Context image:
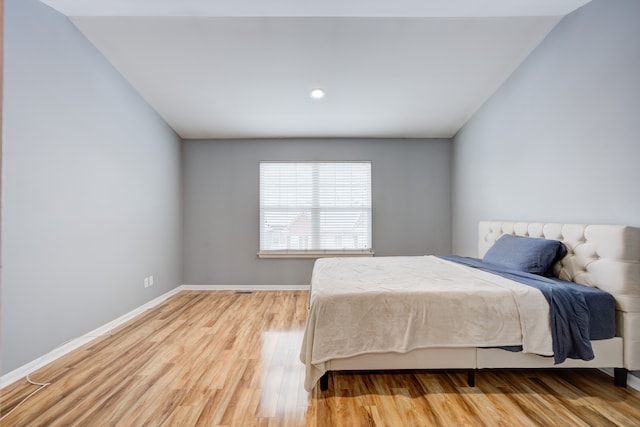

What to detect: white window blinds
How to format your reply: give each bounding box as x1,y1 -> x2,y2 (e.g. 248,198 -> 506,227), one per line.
259,162 -> 372,257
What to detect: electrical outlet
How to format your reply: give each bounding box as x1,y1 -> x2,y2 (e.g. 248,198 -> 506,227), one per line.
149,275 -> 154,286
144,277 -> 149,288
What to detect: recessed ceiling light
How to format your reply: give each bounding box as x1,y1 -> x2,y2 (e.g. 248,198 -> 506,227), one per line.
310,88 -> 325,99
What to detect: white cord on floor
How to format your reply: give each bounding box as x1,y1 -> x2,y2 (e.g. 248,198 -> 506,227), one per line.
0,381 -> 50,421
0,330 -> 113,422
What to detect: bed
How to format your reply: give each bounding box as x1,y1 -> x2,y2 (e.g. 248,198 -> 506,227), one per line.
300,221 -> 640,392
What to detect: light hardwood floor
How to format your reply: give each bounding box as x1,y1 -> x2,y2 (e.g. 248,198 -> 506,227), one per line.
1,290 -> 640,426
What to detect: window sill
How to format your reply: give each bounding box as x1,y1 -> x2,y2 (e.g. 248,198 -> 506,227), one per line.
257,250 -> 375,259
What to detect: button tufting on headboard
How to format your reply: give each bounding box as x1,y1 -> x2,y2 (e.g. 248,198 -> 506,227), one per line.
478,221 -> 640,312
479,221 -> 640,372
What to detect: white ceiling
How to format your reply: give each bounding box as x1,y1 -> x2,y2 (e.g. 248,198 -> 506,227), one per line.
39,0 -> 592,139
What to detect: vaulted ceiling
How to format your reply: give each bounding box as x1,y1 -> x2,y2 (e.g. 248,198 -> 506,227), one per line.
39,0 -> 592,139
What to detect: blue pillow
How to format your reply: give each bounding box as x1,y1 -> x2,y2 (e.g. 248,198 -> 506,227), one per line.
482,234 -> 567,275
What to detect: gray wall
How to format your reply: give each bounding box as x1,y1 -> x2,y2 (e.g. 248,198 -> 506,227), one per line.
452,0 -> 640,256
1,0 -> 182,374
183,138 -> 451,286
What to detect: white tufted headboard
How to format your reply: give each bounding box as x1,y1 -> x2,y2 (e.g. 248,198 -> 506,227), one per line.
478,221 -> 640,370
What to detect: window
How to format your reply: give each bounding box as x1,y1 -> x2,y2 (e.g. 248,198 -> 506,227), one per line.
259,161 -> 372,258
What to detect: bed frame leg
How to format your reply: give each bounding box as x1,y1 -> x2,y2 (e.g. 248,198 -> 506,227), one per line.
467,370 -> 475,387
320,372 -> 329,391
614,368 -> 628,388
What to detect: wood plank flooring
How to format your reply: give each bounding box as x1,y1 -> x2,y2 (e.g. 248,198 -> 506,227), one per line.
2,290 -> 640,426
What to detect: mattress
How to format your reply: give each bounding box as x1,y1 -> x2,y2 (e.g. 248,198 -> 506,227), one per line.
301,255 -> 553,390
443,256 -> 616,343
300,255 -> 616,391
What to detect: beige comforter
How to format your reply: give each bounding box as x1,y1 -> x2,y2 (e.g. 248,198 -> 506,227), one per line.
300,256 -> 552,391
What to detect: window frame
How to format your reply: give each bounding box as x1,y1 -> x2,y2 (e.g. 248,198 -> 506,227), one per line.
258,161 -> 374,259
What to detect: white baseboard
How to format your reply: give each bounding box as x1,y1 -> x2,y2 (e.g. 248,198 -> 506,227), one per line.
630,373 -> 640,391
0,287 -> 183,389
599,368 -> 640,391
0,284 -> 309,389
7,284 -> 634,395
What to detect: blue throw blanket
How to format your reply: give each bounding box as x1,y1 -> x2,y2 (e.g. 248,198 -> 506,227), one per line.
441,255 -> 594,364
